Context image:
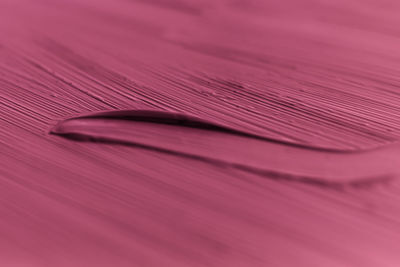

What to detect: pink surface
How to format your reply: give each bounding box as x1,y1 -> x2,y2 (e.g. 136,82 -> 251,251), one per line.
2,0 -> 400,266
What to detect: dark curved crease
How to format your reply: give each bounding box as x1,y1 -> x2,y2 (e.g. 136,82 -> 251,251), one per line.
50,109 -> 395,188
51,109 -> 371,153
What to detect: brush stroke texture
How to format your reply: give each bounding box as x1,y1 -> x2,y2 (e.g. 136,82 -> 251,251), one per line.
2,0 -> 400,266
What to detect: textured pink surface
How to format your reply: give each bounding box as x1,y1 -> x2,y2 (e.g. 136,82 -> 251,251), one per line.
2,0 -> 400,266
